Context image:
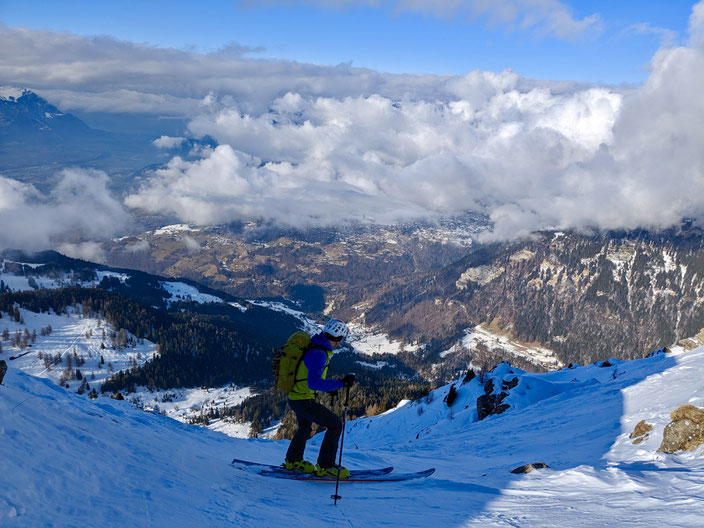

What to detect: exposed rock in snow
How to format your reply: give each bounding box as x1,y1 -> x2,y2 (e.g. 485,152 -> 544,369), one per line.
658,404 -> 704,454
456,265 -> 505,289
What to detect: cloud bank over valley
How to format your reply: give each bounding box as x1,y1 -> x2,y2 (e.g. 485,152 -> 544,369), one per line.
1,2 -> 703,249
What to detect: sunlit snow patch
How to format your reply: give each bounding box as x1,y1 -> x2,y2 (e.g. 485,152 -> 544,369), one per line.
160,281 -> 223,305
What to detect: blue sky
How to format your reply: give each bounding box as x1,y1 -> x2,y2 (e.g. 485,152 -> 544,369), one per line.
0,0 -> 697,84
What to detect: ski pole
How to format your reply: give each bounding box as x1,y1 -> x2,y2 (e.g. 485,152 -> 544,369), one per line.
332,385 -> 350,505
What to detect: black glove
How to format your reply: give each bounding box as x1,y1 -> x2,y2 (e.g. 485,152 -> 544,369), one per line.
341,373 -> 355,388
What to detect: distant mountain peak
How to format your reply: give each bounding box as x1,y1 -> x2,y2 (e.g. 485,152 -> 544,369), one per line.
0,86 -> 94,141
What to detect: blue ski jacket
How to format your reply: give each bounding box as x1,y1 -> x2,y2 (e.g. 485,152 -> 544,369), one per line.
303,333 -> 343,393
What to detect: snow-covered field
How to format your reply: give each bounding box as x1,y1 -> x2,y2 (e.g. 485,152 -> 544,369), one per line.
128,384 -> 253,438
346,322 -> 422,356
458,324 -> 564,370
0,307 -> 157,391
160,281 -> 222,305
3,342 -> 704,527
0,305 -> 258,437
153,224 -> 201,236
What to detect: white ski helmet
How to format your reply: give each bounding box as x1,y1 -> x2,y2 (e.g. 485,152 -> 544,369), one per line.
323,319 -> 349,340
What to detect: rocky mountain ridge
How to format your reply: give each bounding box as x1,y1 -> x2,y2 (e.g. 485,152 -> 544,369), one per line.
105,222 -> 704,380
0,88 -> 96,141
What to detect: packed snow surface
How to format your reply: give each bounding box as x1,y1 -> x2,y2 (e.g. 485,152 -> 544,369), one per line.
3,341 -> 704,526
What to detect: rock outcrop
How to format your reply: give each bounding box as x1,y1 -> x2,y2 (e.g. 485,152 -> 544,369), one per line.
477,377 -> 513,421
511,462 -> 549,474
658,405 -> 704,453
629,420 -> 654,445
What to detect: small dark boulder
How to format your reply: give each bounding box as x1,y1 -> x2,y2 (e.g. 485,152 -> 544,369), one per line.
502,377 -> 519,391
462,369 -> 476,384
444,384 -> 459,407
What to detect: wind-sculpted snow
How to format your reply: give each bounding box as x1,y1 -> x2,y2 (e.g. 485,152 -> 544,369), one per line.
3,341 -> 704,526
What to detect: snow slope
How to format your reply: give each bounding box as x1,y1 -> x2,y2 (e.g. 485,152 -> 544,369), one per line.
0,305 -> 258,437
3,344 -> 704,526
0,307 -> 157,390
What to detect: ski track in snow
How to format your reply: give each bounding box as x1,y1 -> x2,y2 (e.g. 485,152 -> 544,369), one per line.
3,337 -> 704,526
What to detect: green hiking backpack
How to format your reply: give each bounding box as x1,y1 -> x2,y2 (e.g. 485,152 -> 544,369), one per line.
272,331 -> 312,393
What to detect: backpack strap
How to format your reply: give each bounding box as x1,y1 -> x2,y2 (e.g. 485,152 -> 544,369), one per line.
293,343 -> 316,384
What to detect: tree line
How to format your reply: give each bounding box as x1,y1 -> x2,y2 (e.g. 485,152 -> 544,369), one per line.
0,287 -> 283,393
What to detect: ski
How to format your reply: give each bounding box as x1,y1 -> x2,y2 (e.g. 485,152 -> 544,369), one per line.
231,457 -> 394,477
258,468 -> 435,482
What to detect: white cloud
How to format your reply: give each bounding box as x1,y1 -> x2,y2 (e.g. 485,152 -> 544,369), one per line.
689,0 -> 704,48
126,72 -> 623,230
125,239 -> 150,253
0,23 -> 448,116
56,241 -> 107,264
180,236 -> 201,252
623,23 -> 678,47
121,2 -> 704,239
153,136 -> 188,149
0,169 -> 131,252
250,0 -> 601,40
40,89 -> 204,116
395,0 -> 601,40
4,3 -> 704,242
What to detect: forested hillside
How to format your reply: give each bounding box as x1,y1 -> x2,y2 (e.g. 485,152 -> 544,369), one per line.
0,288 -> 293,390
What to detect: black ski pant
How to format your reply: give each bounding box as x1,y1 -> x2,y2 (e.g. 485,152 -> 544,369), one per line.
286,397 -> 342,468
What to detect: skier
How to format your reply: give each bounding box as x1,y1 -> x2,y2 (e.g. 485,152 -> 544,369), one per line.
284,319 -> 355,479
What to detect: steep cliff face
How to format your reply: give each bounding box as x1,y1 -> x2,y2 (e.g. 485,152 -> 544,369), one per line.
366,229 -> 704,366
